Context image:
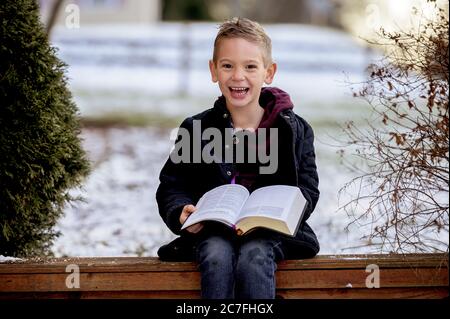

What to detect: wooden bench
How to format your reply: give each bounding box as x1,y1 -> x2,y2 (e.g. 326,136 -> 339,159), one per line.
0,253 -> 447,299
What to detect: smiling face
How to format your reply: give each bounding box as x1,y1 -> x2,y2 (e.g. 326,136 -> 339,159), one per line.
209,37 -> 277,111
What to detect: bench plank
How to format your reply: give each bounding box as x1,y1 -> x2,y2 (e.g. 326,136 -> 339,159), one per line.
0,254 -> 447,299
1,253 -> 446,273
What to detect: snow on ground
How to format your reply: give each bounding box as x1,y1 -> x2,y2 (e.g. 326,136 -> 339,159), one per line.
53,127 -> 177,257
52,125 -> 372,257
0,255 -> 23,263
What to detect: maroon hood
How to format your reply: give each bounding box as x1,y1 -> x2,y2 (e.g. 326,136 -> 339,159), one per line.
231,87 -> 294,191
258,87 -> 294,129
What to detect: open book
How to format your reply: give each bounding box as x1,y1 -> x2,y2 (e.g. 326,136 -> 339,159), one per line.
181,184 -> 307,236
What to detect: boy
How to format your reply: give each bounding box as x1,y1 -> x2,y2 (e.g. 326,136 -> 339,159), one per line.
156,17 -> 319,299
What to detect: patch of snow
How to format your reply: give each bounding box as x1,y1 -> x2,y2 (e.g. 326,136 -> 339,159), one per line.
0,255 -> 23,263
53,125 -> 374,257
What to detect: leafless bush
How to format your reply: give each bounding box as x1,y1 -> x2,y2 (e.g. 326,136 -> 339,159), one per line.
339,4 -> 449,253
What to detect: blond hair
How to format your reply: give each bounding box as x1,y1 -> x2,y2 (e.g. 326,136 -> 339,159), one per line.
212,17 -> 272,67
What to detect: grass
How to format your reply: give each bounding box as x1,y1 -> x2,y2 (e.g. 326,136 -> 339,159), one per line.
77,99 -> 374,142
80,111 -> 184,129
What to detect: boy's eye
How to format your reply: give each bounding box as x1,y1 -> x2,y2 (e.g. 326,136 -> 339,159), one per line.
221,64 -> 232,69
246,65 -> 258,69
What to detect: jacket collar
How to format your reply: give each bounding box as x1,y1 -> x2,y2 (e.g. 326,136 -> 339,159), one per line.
212,87 -> 295,126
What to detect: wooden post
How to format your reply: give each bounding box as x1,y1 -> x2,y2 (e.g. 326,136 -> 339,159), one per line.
178,22 -> 191,97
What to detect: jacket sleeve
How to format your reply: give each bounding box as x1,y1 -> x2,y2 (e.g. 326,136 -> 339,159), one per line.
295,116 -> 320,222
156,118 -> 195,235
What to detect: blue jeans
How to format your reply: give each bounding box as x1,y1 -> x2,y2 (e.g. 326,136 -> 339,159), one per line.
195,224 -> 285,299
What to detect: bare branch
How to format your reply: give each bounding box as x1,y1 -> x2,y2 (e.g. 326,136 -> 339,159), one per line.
337,4 -> 449,253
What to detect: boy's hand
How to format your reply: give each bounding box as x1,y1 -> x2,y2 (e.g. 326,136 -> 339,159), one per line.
180,204 -> 203,233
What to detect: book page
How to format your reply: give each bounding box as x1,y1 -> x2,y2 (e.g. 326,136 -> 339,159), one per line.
237,185 -> 303,221
181,184 -> 249,229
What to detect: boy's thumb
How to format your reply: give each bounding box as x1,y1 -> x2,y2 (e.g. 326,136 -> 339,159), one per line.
185,204 -> 197,213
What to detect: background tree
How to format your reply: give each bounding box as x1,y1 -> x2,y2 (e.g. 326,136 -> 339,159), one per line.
339,3 -> 448,253
162,0 -> 211,21
0,0 -> 89,257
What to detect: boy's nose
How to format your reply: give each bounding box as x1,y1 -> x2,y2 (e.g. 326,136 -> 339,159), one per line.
231,68 -> 245,81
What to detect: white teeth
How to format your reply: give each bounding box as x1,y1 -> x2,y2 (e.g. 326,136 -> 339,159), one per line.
230,87 -> 248,91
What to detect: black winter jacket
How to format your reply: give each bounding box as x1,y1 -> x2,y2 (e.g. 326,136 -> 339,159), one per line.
156,89 -> 320,261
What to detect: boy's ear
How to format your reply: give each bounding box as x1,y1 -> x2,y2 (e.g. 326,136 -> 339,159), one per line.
209,60 -> 218,83
264,62 -> 277,85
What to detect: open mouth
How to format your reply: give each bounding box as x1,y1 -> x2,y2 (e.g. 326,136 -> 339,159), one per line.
229,87 -> 249,98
